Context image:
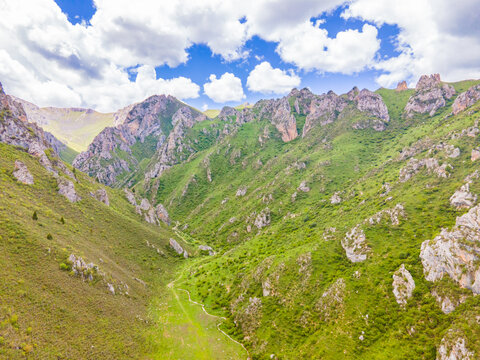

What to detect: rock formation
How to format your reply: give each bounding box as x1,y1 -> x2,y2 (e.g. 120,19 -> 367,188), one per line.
436,333 -> 475,360
342,225 -> 368,262
450,183 -> 476,209
91,188 -> 109,206
392,264 -> 415,307
12,160 -> 33,185
452,84 -> 480,115
254,208 -> 271,229
169,238 -> 188,258
199,245 -> 215,256
420,204 -> 480,295
405,74 -> 455,117
57,177 -> 81,202
396,81 -> 408,91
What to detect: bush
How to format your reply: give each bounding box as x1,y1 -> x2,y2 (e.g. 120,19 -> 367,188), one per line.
59,262 -> 70,271
46,233 -> 53,240
60,217 -> 65,224
32,211 -> 38,221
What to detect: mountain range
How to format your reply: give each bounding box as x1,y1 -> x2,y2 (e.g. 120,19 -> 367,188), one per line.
1,74 -> 480,359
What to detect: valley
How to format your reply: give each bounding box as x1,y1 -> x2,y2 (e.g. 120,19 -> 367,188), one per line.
1,75 -> 480,359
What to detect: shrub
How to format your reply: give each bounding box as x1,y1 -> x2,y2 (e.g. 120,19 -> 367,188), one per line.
60,217 -> 65,224
46,233 -> 53,240
59,262 -> 70,271
32,211 -> 38,221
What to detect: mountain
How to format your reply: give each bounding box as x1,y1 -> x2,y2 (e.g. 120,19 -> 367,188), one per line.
2,75 -> 480,359
10,96 -> 134,153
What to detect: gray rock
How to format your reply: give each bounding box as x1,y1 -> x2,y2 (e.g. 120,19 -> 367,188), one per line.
13,160 -> 33,185
169,238 -> 188,258
450,184 -> 476,209
452,84 -> 480,115
57,177 -> 81,202
91,188 -> 109,206
68,254 -> 96,281
437,334 -> 474,360
155,203 -> 170,225
392,264 -> 415,308
405,74 -> 455,117
399,157 -> 451,182
420,204 -> 480,295
342,225 -> 368,262
330,192 -> 342,204
254,208 -> 271,229
124,188 -> 137,206
236,186 -> 247,197
297,181 -> 310,193
471,149 -> 480,161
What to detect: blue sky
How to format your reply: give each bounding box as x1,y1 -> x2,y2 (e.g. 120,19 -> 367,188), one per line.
1,0 -> 479,112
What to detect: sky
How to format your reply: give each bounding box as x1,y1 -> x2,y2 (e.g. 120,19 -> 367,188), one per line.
0,0 -> 479,113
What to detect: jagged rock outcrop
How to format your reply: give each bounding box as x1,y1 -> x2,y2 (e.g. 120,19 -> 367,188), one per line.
68,254 -> 97,281
351,88 -> 390,130
420,204 -> 480,295
399,157 -> 451,182
342,225 -> 368,262
367,204 -> 406,226
155,203 -> 170,225
144,106 -> 206,180
44,131 -> 67,155
236,186 -> 247,197
396,81 -> 408,91
124,188 -> 137,205
12,160 -> 33,185
302,91 -> 348,136
0,83 -> 62,175
254,208 -> 271,229
57,177 -> 81,202
330,192 -> 342,204
436,333 -> 475,360
405,74 -> 455,117
315,278 -> 346,320
74,95 -> 198,186
255,97 -> 298,142
450,183 -> 476,209
297,181 -> 310,193
452,84 -> 480,115
91,188 -> 109,206
169,238 -> 188,258
471,149 -> 480,161
392,264 -> 415,307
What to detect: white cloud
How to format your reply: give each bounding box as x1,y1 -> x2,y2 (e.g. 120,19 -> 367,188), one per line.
201,104 -> 208,111
275,22 -> 380,74
247,61 -> 300,94
203,73 -> 245,103
344,0 -> 480,86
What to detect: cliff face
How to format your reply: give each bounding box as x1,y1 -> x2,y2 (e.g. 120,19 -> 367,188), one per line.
73,95 -> 201,186
405,74 -> 456,117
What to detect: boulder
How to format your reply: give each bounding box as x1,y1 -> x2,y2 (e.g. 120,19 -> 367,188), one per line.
236,186 -> 247,197
297,181 -> 310,193
450,183 -> 476,209
471,149 -> 480,161
91,188 -> 109,206
330,192 -> 342,204
57,177 -> 81,202
169,238 -> 188,258
12,160 -> 33,185
392,264 -> 415,308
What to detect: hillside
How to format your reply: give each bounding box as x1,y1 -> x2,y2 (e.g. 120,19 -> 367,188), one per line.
2,75 -> 480,359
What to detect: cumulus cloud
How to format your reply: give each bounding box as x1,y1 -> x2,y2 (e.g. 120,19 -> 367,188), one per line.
1,0 -> 479,110
203,73 -> 245,103
247,61 -> 300,94
343,0 -> 480,86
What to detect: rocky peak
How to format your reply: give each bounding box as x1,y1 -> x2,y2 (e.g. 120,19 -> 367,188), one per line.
255,97 -> 298,142
353,89 -> 390,122
396,81 -> 408,91
218,106 -> 238,120
303,91 -> 347,136
405,74 -> 456,117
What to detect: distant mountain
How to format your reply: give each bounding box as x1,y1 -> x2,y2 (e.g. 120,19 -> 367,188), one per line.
11,96 -> 134,152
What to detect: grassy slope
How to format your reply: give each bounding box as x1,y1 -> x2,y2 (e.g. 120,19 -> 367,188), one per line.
39,108 -> 115,152
134,83 -> 480,358
0,143 -> 245,359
